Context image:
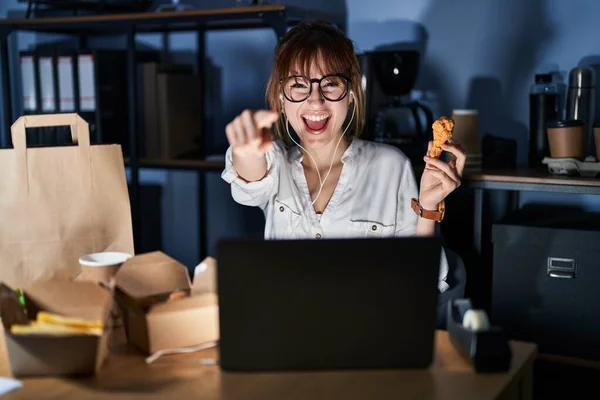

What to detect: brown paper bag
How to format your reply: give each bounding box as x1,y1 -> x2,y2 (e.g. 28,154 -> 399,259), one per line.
0,113 -> 134,288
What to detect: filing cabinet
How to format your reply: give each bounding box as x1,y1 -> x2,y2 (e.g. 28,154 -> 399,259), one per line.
491,208 -> 600,361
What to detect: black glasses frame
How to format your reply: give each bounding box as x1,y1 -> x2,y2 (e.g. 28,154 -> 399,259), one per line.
280,74 -> 351,103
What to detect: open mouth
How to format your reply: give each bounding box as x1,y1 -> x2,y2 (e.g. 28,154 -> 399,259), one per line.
302,114 -> 331,134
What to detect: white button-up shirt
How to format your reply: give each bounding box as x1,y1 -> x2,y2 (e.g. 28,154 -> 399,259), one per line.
221,138 -> 449,292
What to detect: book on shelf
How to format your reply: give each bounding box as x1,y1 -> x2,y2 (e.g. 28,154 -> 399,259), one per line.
141,62 -> 202,160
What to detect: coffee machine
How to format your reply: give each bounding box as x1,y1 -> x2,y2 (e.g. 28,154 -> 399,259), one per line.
360,50 -> 433,164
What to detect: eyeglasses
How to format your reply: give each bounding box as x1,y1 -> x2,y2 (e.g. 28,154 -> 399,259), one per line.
280,74 -> 350,102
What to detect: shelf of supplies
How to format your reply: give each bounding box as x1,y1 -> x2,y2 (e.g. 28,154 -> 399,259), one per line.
0,5 -> 345,35
463,168 -> 600,194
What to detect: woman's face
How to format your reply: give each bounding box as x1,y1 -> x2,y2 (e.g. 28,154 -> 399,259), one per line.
281,61 -> 352,150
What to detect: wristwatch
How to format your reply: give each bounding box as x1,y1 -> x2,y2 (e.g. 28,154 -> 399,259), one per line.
411,198 -> 445,222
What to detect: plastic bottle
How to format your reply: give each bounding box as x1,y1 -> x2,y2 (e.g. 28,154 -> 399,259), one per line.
529,73 -> 559,166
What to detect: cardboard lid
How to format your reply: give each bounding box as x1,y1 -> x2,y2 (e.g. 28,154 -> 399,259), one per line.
0,282 -> 28,329
115,251 -> 191,299
22,279 -> 113,321
192,257 -> 217,295
149,292 -> 218,314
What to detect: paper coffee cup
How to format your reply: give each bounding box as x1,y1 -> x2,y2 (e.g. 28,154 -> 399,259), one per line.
547,120 -> 585,160
451,109 -> 481,155
594,123 -> 600,161
78,252 -> 132,284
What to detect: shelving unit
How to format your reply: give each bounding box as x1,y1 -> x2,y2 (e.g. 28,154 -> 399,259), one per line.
0,5 -> 346,259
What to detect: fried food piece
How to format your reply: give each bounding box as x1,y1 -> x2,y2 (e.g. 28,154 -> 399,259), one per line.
10,311 -> 104,336
429,116 -> 454,158
166,290 -> 189,303
37,311 -> 103,330
11,322 -> 103,336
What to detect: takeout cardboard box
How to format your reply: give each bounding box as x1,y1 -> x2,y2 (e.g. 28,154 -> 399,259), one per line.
114,251 -> 219,354
0,279 -> 112,377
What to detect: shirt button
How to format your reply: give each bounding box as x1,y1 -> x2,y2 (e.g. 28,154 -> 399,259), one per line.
316,233 -> 322,239
371,225 -> 377,231
279,206 -> 284,212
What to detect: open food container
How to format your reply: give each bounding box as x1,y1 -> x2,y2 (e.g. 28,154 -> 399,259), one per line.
114,251 -> 219,355
0,279 -> 113,377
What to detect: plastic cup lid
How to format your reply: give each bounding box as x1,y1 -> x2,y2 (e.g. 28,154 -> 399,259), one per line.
79,252 -> 133,267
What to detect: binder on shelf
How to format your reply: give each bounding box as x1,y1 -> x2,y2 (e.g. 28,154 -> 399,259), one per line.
18,52 -> 36,146
77,53 -> 97,113
75,51 -> 101,144
57,55 -> 75,113
18,51 -> 40,146
54,53 -> 78,145
19,52 -> 37,113
38,55 -> 63,146
39,55 -> 56,113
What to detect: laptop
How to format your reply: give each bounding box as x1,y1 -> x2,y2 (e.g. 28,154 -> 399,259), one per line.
216,236 -> 442,371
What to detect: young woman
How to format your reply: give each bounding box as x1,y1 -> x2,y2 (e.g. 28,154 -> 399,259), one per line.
221,21 -> 466,293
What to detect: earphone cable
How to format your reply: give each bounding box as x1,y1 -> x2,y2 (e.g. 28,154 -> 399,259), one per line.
284,100 -> 356,207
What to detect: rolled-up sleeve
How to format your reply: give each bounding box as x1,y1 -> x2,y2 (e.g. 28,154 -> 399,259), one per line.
395,161 -> 449,293
221,143 -> 281,209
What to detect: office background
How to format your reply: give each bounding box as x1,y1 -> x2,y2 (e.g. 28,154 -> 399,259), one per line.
2,0 -> 600,270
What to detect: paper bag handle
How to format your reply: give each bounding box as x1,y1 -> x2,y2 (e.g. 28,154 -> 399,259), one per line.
10,113 -> 92,195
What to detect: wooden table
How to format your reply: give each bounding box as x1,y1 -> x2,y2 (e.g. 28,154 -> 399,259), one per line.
0,328 -> 537,400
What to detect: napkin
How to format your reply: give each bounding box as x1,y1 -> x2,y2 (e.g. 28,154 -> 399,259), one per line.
0,377 -> 22,395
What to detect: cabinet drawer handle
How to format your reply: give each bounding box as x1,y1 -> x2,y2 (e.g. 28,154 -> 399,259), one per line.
549,271 -> 575,279
547,257 -> 576,279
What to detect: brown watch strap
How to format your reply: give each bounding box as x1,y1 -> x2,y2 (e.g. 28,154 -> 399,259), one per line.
411,198 -> 445,222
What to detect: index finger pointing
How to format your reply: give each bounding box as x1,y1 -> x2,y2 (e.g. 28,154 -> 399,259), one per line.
254,110 -> 279,129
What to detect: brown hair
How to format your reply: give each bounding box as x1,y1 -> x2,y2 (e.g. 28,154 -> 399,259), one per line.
265,20 -> 365,144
